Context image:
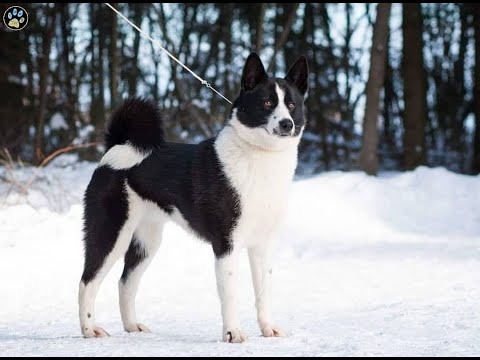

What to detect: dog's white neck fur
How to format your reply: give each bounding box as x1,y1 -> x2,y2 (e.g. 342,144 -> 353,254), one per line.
215,112 -> 300,248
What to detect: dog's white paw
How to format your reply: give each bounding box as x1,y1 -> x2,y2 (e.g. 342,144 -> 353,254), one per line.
223,328 -> 248,343
261,324 -> 286,338
82,326 -> 110,338
124,323 -> 151,333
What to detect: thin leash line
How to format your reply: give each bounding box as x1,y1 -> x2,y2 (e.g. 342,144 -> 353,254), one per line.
104,3 -> 232,105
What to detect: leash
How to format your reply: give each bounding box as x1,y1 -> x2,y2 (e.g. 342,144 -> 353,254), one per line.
105,3 -> 233,105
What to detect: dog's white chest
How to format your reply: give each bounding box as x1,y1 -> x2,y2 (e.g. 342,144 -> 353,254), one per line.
235,158 -> 292,246
215,128 -> 298,247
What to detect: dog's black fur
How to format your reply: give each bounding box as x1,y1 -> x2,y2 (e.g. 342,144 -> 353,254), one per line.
82,100 -> 241,284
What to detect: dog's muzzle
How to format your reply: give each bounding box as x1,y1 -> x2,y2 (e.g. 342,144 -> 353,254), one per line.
276,119 -> 294,137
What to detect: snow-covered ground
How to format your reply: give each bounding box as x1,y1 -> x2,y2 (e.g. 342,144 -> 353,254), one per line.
0,158 -> 479,356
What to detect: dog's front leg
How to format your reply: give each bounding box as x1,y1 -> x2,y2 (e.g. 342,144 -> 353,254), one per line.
215,248 -> 247,343
248,246 -> 286,338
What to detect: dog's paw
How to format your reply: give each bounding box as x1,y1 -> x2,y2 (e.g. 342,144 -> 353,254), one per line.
223,328 -> 248,343
82,326 -> 110,338
261,324 -> 287,338
124,323 -> 151,333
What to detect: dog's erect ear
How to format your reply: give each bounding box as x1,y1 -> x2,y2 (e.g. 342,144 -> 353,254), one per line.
241,52 -> 268,91
285,56 -> 309,96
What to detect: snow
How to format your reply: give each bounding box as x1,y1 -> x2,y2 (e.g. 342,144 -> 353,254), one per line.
49,113 -> 69,131
0,161 -> 479,356
7,75 -> 25,86
191,99 -> 210,111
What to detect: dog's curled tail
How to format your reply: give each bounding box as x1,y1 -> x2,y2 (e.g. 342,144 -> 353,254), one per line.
105,97 -> 164,152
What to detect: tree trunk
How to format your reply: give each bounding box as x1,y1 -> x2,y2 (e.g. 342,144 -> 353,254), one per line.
359,3 -> 391,175
89,3 -> 106,143
110,2 -> 119,109
473,5 -> 480,174
127,4 -> 143,97
267,4 -> 300,73
97,6 -> 106,132
0,4 -> 28,158
343,3 -> 353,169
35,4 -> 56,162
455,5 -> 469,171
402,3 -> 427,170
383,26 -> 394,152
147,12 -> 160,103
221,4 -> 234,101
254,4 -> 267,52
59,4 -> 77,136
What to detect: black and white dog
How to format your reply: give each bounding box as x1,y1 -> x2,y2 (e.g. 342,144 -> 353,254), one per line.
79,53 -> 308,343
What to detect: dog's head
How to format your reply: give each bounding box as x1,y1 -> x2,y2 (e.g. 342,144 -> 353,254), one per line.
229,52 -> 308,151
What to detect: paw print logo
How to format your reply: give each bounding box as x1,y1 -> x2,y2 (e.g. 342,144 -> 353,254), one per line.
3,6 -> 28,31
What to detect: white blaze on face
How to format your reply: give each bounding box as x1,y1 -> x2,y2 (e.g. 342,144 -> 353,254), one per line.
266,83 -> 295,136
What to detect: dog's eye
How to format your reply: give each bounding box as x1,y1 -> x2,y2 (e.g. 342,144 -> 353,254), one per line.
264,100 -> 272,108
288,102 -> 296,110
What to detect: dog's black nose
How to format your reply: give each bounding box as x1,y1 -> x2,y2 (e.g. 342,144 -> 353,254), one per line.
278,119 -> 294,135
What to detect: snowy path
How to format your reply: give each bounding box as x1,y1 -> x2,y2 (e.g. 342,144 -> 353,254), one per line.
0,163 -> 479,356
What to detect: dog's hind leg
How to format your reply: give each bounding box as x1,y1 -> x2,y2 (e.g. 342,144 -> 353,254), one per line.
119,217 -> 164,333
79,178 -> 143,338
79,215 -> 138,338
